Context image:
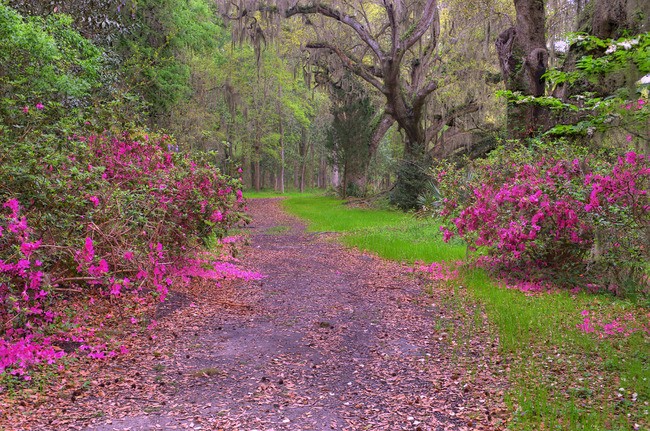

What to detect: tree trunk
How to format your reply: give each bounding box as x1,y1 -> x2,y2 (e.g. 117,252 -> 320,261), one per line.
253,158 -> 261,191
495,0 -> 548,139
254,116 -> 262,191
242,155 -> 250,188
279,135 -> 285,193
278,86 -> 285,194
299,128 -> 309,193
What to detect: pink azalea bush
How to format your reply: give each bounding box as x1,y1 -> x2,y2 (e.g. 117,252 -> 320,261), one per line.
0,131 -> 261,379
436,149 -> 649,295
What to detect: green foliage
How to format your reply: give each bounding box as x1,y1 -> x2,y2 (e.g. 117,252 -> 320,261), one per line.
114,0 -> 228,118
0,6 -> 102,102
0,5 -> 103,143
390,156 -> 431,211
501,33 -> 649,141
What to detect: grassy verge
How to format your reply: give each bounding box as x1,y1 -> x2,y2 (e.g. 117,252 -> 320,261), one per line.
242,188 -> 322,199
281,193 -> 649,431
283,194 -> 465,263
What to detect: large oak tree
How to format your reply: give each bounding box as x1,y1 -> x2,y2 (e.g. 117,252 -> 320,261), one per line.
221,1 -> 479,209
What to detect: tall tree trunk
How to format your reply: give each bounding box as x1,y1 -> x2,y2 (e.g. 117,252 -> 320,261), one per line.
279,130 -> 285,193
342,159 -> 349,198
253,158 -> 261,192
242,155 -> 250,188
320,157 -> 328,189
254,116 -> 262,191
300,129 -> 309,193
277,86 -> 285,194
496,0 -> 548,139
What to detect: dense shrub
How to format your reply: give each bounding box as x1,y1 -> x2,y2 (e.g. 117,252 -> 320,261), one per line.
436,144 -> 649,296
0,131 -> 259,378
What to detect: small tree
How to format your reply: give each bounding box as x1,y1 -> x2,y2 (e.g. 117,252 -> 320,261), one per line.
327,77 -> 377,197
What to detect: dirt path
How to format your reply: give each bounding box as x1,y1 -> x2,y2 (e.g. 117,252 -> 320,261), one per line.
7,198 -> 508,431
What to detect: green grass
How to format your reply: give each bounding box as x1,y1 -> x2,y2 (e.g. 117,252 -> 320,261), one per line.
282,194 -> 465,263
278,193 -> 650,431
242,188 -> 321,199
467,269 -> 649,430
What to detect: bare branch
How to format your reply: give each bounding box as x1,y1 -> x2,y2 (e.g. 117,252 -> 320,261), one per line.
382,0 -> 399,57
425,102 -> 480,144
306,42 -> 386,93
402,1 -> 439,52
369,113 -> 396,156
413,80 -> 438,116
286,4 -> 385,61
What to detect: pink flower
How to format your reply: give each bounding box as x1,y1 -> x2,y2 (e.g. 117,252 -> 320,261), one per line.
98,259 -> 109,273
88,350 -> 106,360
211,211 -> 223,222
88,259 -> 109,277
577,317 -> 594,333
626,135 -> 633,142
78,237 -> 95,263
123,251 -> 134,261
20,240 -> 42,258
3,198 -> 21,217
35,103 -> 44,110
88,196 -> 99,207
22,106 -> 29,114
581,310 -> 589,316
440,226 -> 453,242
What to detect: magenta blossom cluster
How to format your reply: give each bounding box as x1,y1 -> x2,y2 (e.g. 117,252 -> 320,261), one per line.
412,261 -> 460,283
577,310 -> 650,339
439,152 -> 648,291
1,131 -> 256,379
441,159 -> 592,261
1,201 -> 63,376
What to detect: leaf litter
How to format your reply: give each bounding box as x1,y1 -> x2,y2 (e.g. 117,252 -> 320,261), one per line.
0,198 -> 510,430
